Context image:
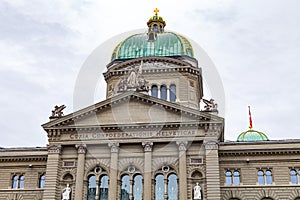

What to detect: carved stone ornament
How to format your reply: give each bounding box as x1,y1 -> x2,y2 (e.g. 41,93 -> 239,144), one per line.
47,144 -> 62,154
202,98 -> 218,113
75,144 -> 87,154
51,105 -> 66,118
176,141 -> 188,151
142,142 -> 153,152
108,142 -> 119,153
117,60 -> 149,92
204,141 -> 219,150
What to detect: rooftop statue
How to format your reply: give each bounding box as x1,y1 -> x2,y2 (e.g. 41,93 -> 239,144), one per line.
51,105 -> 66,118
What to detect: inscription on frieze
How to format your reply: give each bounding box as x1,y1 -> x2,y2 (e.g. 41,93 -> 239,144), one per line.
68,129 -> 198,140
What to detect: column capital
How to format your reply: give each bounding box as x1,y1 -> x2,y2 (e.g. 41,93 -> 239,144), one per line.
142,142 -> 153,152
204,140 -> 219,150
75,144 -> 87,154
176,141 -> 188,151
108,142 -> 119,153
47,144 -> 62,154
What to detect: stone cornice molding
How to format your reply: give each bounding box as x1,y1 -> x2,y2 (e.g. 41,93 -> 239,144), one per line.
176,141 -> 188,151
0,156 -> 47,162
108,142 -> 119,153
142,142 -> 153,152
219,149 -> 300,157
75,144 -> 87,154
47,144 -> 62,154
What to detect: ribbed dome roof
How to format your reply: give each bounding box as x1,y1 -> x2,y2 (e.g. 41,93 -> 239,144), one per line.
111,32 -> 194,61
237,129 -> 269,142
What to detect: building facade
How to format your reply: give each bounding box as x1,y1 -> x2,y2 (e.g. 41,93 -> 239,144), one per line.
1,10 -> 300,200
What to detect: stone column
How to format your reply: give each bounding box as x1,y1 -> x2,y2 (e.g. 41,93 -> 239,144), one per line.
142,142 -> 153,200
43,144 -> 61,200
74,144 -> 87,200
108,142 -> 119,200
176,141 -> 188,200
205,140 -> 221,199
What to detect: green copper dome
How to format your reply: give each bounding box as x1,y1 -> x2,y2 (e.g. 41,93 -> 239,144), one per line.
237,129 -> 269,142
111,32 -> 194,61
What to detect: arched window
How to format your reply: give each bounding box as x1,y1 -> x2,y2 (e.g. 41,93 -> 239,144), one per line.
155,174 -> 164,200
120,175 -> 130,200
290,169 -> 297,184
265,170 -> 272,185
160,85 -> 167,100
99,175 -> 108,200
19,175 -> 25,188
12,175 -> 18,189
170,85 -> 176,102
225,171 -> 232,185
168,174 -> 178,200
233,170 -> 240,185
258,170 -> 264,185
151,85 -> 158,98
133,174 -> 143,200
39,174 -> 46,188
87,175 -> 96,200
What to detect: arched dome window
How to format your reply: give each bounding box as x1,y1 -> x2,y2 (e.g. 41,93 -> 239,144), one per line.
257,170 -> 264,185
19,175 -> 25,188
151,85 -> 158,98
290,169 -> 297,184
12,175 -> 18,189
39,174 -> 46,188
160,85 -> 167,100
225,171 -> 232,185
170,85 -> 176,102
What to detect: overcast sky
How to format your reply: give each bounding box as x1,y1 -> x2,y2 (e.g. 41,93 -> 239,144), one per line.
1,0 -> 300,147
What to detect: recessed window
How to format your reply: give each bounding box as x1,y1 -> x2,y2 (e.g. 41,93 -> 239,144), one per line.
11,175 -> 25,189
160,85 -> 167,100
170,85 -> 176,102
290,169 -> 300,184
257,169 -> 272,185
225,170 -> 240,185
39,174 -> 46,188
151,85 -> 158,98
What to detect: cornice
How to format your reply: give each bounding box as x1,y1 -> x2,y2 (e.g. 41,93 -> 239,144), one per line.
0,155 -> 47,162
219,149 -> 300,157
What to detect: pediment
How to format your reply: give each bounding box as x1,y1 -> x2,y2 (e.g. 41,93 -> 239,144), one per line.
42,92 -> 223,131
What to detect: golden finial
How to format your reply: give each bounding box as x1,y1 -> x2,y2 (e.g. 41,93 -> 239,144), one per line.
154,8 -> 159,16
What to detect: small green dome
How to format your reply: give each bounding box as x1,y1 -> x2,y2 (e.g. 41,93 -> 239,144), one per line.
237,129 -> 269,142
111,32 -> 194,61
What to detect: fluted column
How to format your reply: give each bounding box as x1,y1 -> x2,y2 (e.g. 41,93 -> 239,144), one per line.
205,140 -> 220,199
75,144 -> 87,200
142,142 -> 153,200
108,142 -> 119,200
176,141 -> 188,200
43,144 -> 61,200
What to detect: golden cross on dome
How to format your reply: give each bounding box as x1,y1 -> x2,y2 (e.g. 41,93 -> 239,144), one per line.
154,8 -> 159,16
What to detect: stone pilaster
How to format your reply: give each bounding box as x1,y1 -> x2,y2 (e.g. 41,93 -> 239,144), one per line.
74,144 -> 87,200
205,140 -> 220,199
176,141 -> 188,200
108,142 -> 119,200
142,142 -> 153,200
43,144 -> 61,200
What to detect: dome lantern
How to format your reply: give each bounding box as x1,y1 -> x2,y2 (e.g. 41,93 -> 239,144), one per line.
147,8 -> 166,41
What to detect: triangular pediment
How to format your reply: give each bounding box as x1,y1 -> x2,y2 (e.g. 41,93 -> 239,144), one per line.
42,92 -> 223,130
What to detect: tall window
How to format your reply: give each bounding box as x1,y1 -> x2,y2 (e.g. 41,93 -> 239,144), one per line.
169,85 -> 176,102
167,174 -> 178,200
99,175 -> 108,200
225,170 -> 240,185
290,169 -> 300,184
121,175 -> 130,200
87,175 -> 97,200
39,174 -> 46,188
155,174 -> 164,200
11,175 -> 25,189
258,169 -> 272,185
160,85 -> 167,100
133,174 -> 143,199
151,85 -> 158,98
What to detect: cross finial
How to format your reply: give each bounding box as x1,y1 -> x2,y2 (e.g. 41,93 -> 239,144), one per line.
154,8 -> 159,16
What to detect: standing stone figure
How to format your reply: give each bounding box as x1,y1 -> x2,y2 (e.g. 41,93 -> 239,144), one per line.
62,184 -> 71,200
193,182 -> 201,199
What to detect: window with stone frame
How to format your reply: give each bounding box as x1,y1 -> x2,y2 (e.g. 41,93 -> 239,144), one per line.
225,169 -> 241,185
257,169 -> 273,185
11,174 -> 25,189
120,170 -> 143,200
87,167 -> 109,200
289,168 -> 300,184
39,173 -> 46,188
154,166 -> 178,200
